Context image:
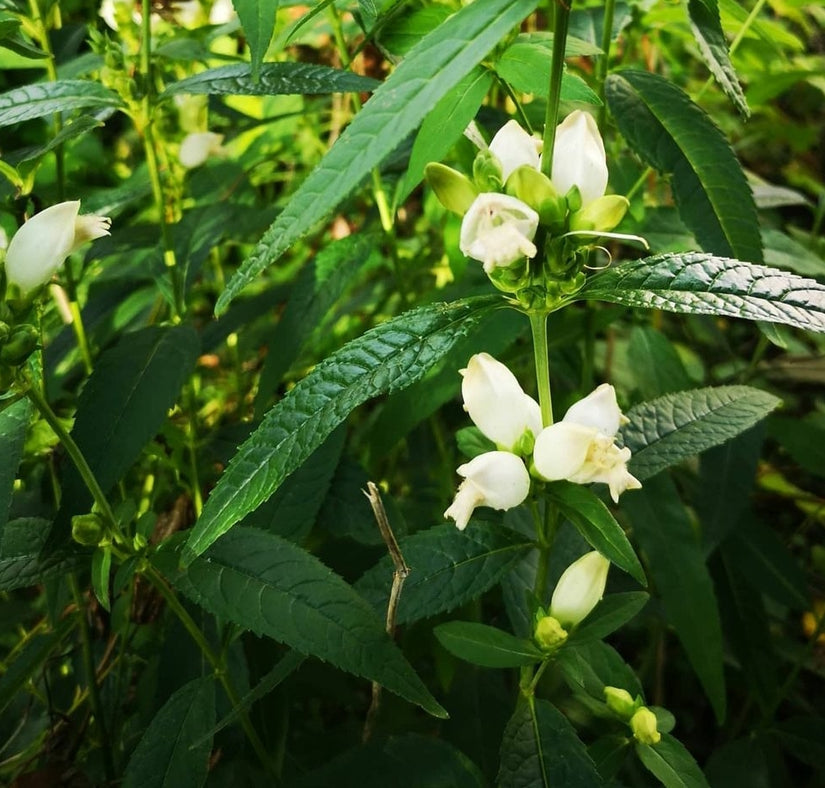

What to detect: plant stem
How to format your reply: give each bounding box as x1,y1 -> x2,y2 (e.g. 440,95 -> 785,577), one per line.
529,311 -> 553,426
596,0 -> 616,128
540,0 -> 573,179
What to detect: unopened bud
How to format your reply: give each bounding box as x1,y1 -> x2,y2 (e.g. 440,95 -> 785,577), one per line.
72,513 -> 105,547
604,686 -> 637,719
425,163 -> 479,215
505,166 -> 565,227
0,324 -> 38,366
534,615 -> 568,652
0,322 -> 10,344
630,707 -> 661,745
473,149 -> 504,192
569,195 -> 629,234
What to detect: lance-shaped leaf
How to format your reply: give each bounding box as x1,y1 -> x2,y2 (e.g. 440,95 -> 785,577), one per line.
356,521 -> 533,624
434,621 -> 544,668
152,529 -> 446,718
160,62 -> 379,99
573,253 -> 825,333
636,733 -> 711,788
619,386 -> 781,481
0,399 -> 29,536
0,80 -> 123,127
185,296 -> 499,564
606,71 -> 760,262
233,0 -> 279,81
216,0 -> 538,313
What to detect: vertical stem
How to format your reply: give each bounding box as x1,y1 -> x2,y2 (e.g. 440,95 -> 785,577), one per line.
540,0 -> 573,178
529,312 -> 553,426
596,0 -> 616,128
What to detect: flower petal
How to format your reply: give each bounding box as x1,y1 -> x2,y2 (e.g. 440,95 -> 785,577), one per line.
489,120 -> 541,182
562,383 -> 625,436
550,110 -> 608,207
532,422 -> 597,481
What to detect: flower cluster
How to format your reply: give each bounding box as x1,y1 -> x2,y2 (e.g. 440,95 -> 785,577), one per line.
443,353 -> 640,530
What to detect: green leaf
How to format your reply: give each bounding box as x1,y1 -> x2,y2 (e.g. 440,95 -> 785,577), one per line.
0,399 -> 30,535
355,521 -> 534,625
569,592 -> 649,645
687,0 -> 749,117
772,716 -> 825,770
626,326 -> 692,399
545,482 -> 646,585
635,733 -> 711,788
605,71 -> 761,262
91,546 -> 112,611
153,528 -> 446,718
434,621 -> 544,668
558,640 -> 642,699
216,0 -> 538,313
623,476 -> 726,722
499,698 -> 604,787
619,385 -> 781,481
233,0 -> 279,80
575,253 -> 825,331
122,678 -> 215,788
184,296 -> 498,564
0,80 -> 123,127
160,62 -> 378,99
7,116 -> 103,168
0,518 -> 85,591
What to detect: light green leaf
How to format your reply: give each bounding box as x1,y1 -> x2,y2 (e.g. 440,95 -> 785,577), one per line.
184,296 -> 499,564
356,521 -> 533,625
636,733 -> 711,788
499,698 -> 604,787
160,62 -> 378,99
0,399 -> 30,535
122,678 -> 215,788
619,385 -> 780,481
574,253 -> 825,332
233,0 -> 279,80
216,0 -> 539,313
545,482 -> 646,585
435,621 -> 544,668
152,529 -> 447,718
0,80 -> 123,127
606,71 -> 761,262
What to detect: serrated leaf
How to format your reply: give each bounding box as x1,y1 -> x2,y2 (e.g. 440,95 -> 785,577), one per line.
356,521 -> 533,624
185,296 -> 498,563
687,0 -> 749,117
619,385 -> 780,481
152,528 -> 446,718
636,734 -> 711,788
574,253 -> 825,332
499,698 -> 604,787
569,592 -> 649,645
606,71 -> 761,262
0,399 -> 30,535
233,0 -> 279,80
160,62 -> 378,99
0,80 -> 123,127
8,116 -> 103,168
0,518 -> 85,591
122,678 -> 215,788
434,621 -> 544,668
623,476 -> 726,722
545,482 -> 645,585
216,0 -> 538,313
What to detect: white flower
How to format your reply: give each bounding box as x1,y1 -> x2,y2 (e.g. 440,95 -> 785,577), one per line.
549,550 -> 610,628
444,451 -> 531,531
179,132 -> 225,169
4,201 -> 111,294
461,352 -> 542,452
209,0 -> 236,24
532,384 -> 641,503
459,193 -> 539,273
550,110 -> 608,207
489,120 -> 541,182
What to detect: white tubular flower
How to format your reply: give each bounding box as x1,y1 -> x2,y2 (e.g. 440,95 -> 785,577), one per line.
549,550 -> 610,628
550,110 -> 608,207
179,132 -> 225,169
461,353 -> 542,452
444,451 -> 531,531
5,201 -> 111,294
459,193 -> 539,273
209,0 -> 237,24
532,384 -> 641,503
489,120 -> 541,182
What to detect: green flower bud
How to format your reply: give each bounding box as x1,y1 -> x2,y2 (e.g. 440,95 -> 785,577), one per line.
505,166 -> 566,227
604,686 -> 637,720
0,324 -> 38,366
630,707 -> 661,745
72,513 -> 105,547
534,614 -> 568,652
569,195 -> 629,234
0,321 -> 10,344
473,149 -> 504,193
425,163 -> 479,215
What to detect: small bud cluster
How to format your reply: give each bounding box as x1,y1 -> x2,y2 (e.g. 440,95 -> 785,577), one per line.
604,686 -> 663,745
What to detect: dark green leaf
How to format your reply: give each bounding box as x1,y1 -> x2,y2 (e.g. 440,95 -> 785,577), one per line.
161,62 -> 378,99
623,476 -> 726,722
772,716 -> 825,770
0,399 -> 29,535
705,737 -> 772,788
122,677 -> 215,788
356,521 -> 533,625
153,528 -> 446,718
91,546 -> 112,611
569,592 -> 649,645
434,621 -> 544,668
588,735 -> 631,780
606,71 -> 761,262
7,116 -> 103,168
545,482 -> 646,585
185,296 -> 498,563
216,0 -> 538,313
620,385 -> 781,481
574,253 -> 825,331
626,326 -> 692,399
558,640 -> 642,699
635,733 -> 711,788
0,518 -> 85,591
498,698 -> 604,787
0,80 -> 123,127
768,414 -> 825,478
232,0 -> 279,80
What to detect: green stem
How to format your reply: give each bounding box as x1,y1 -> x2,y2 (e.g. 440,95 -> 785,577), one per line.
68,573 -> 115,780
596,0 -> 616,128
185,381 -> 203,518
529,312 -> 553,426
540,0 -> 572,178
